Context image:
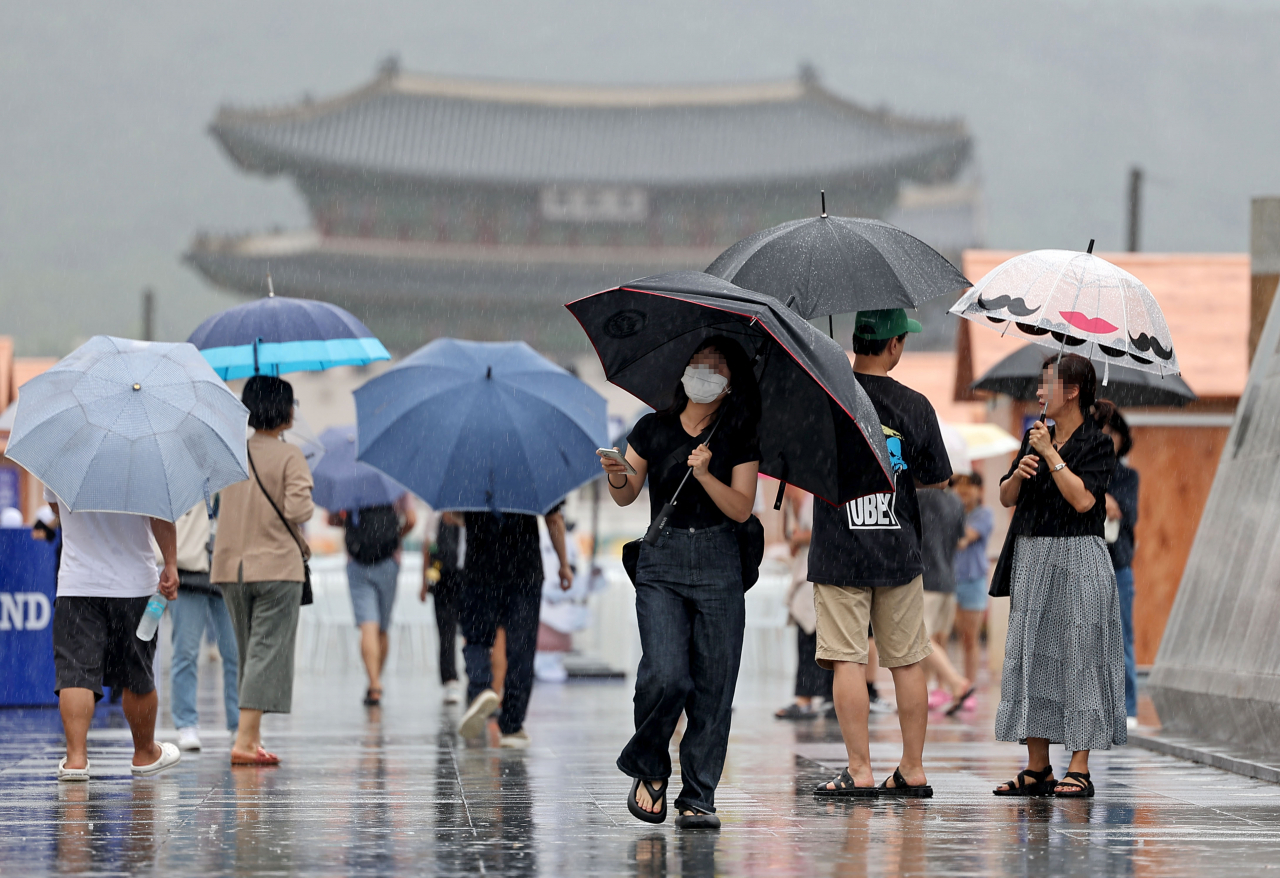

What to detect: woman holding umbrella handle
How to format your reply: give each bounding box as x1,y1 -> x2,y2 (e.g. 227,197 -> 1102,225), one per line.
599,338 -> 760,831
992,354 -> 1126,799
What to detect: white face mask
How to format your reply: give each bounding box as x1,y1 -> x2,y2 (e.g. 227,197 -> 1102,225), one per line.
682,364 -> 729,404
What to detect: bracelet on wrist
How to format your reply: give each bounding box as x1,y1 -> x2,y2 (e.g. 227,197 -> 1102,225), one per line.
608,475 -> 627,489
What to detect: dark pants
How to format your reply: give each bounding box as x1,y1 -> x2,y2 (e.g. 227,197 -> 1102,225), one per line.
1115,566 -> 1138,718
434,569 -> 462,684
795,627 -> 834,700
458,573 -> 540,735
616,524 -> 745,815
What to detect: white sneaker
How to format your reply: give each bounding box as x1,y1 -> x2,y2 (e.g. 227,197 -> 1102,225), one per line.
1126,716 -> 1139,731
458,689 -> 501,739
868,694 -> 897,714
177,727 -> 202,752
442,680 -> 462,705
534,651 -> 568,683
499,729 -> 531,749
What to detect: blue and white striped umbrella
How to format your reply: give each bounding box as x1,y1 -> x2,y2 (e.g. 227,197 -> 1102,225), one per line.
187,287 -> 390,380
4,337 -> 249,521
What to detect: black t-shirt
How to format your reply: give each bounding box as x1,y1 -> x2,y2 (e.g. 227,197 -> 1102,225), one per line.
1001,418 -> 1115,539
626,412 -> 761,530
808,373 -> 953,588
919,488 -> 967,594
464,511 -> 542,585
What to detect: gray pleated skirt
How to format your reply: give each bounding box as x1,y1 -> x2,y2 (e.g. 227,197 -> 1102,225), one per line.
995,535 -> 1127,751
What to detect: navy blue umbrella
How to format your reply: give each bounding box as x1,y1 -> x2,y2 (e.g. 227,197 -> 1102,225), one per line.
187,285 -> 390,379
354,339 -> 607,515
311,426 -> 407,513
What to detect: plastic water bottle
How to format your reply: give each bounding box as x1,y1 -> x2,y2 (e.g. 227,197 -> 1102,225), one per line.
135,594 -> 168,641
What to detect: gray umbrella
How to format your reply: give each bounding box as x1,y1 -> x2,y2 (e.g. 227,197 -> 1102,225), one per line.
707,196 -> 970,321
973,343 -> 1196,408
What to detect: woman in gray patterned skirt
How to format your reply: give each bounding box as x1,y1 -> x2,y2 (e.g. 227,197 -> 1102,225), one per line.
990,353 -> 1125,798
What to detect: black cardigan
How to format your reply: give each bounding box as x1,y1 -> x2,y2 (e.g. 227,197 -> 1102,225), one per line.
989,417 -> 1116,597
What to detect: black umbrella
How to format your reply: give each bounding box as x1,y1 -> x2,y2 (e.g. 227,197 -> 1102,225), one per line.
566,270 -> 894,507
706,197 -> 970,322
972,343 -> 1197,408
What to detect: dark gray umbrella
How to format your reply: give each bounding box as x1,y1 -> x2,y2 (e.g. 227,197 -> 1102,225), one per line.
706,199 -> 970,321
566,270 -> 894,506
972,343 -> 1196,407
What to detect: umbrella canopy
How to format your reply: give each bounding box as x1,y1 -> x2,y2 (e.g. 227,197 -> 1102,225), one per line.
354,339 -> 607,516
949,246 -> 1181,379
188,290 -> 390,380
312,426 -> 406,512
972,343 -> 1196,408
706,213 -> 970,320
4,337 -> 249,520
953,423 -> 1022,461
282,412 -> 326,470
566,270 -> 894,505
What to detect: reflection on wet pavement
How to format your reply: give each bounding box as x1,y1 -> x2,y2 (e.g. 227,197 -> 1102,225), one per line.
3,671 -> 1279,876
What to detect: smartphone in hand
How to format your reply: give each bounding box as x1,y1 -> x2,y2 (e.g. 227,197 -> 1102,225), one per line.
596,447 -> 638,476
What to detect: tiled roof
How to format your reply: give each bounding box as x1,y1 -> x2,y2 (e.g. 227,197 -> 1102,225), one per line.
959,250 -> 1250,400
210,71 -> 970,187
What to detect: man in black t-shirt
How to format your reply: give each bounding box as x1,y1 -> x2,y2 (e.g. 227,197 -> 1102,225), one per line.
455,505 -> 572,749
809,309 -> 952,798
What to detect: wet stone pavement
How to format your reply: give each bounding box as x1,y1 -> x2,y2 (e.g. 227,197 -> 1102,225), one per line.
2,669 -> 1280,877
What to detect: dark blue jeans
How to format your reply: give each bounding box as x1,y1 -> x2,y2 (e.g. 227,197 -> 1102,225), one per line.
1115,566 -> 1138,718
459,573 -> 540,735
616,523 -> 745,814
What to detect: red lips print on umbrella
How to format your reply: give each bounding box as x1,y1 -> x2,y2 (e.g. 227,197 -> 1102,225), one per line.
949,244 -> 1180,378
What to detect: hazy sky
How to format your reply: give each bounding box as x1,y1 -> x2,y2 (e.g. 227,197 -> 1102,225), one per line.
2,0 -> 1278,353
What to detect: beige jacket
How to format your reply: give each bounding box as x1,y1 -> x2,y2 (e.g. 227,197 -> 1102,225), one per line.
211,433 -> 314,584
154,503 -> 212,572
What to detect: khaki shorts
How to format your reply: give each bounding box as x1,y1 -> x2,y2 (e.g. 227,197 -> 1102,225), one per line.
814,575 -> 932,670
922,591 -> 957,639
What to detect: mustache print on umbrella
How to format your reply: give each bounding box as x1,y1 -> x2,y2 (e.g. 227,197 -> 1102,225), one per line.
975,294 -> 1041,321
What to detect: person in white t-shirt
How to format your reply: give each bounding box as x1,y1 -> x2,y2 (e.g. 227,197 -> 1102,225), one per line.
47,487 -> 182,781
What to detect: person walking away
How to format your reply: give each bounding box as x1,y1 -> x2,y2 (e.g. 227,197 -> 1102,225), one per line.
600,336 -> 761,830
951,474 -> 993,687
918,486 -> 974,715
1094,401 -> 1139,730
992,354 -> 1124,798
48,487 -> 182,781
420,512 -> 465,704
536,515 -> 607,683
212,375 -> 314,767
167,500 -> 239,751
331,493 -> 416,707
775,485 -> 833,720
455,503 -> 572,749
809,309 -> 952,799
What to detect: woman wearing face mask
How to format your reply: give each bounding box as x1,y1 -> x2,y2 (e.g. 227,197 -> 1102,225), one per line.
600,336 -> 761,831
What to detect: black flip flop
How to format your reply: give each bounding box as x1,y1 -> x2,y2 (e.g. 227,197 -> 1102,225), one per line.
993,766 -> 1056,797
944,687 -> 976,717
674,808 -> 721,830
879,766 -> 933,798
627,777 -> 668,824
814,767 -> 879,798
1054,771 -> 1094,798
363,688 -> 382,707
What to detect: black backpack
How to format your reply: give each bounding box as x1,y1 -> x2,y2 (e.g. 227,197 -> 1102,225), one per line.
344,505 -> 401,566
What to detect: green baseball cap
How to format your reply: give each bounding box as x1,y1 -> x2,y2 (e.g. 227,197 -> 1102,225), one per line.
853,308 -> 923,341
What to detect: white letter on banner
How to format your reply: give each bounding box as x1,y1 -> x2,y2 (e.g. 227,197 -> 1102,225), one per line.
25,594 -> 50,630
0,593 -> 23,631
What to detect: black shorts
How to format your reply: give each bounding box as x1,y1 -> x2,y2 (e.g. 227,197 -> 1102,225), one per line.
53,595 -> 157,699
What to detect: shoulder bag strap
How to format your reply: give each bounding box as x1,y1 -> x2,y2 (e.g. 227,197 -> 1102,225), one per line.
247,448 -> 310,563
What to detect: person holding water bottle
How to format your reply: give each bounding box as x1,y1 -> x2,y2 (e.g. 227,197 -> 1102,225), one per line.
47,486 -> 182,781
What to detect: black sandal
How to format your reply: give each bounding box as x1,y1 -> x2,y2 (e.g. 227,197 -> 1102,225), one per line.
944,687 -> 976,717
1054,771 -> 1094,798
879,766 -> 933,798
363,688 -> 382,707
627,777 -> 668,824
674,807 -> 721,830
814,767 -> 879,798
993,766 -> 1056,797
